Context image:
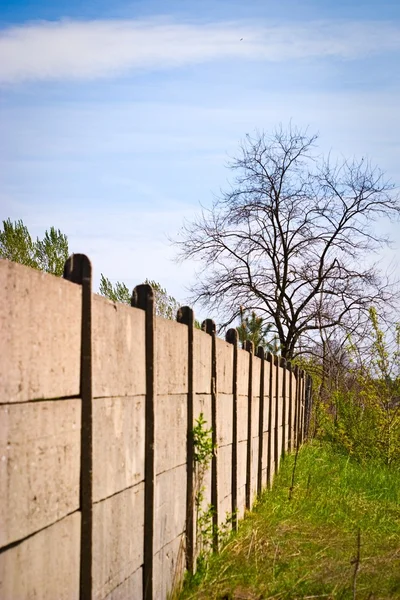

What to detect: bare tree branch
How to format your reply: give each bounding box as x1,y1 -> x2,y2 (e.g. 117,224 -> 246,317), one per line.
175,126 -> 400,359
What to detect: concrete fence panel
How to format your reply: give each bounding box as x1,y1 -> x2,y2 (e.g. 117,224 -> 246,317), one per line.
236,347 -> 249,518
0,399 -> 81,547
92,295 -> 146,399
260,356 -> 271,487
0,260 -> 82,404
154,317 -> 189,597
251,354 -> 262,502
0,513 -> 81,600
193,328 -> 212,395
192,328 -> 213,563
0,259 -> 84,600
92,484 -> 144,600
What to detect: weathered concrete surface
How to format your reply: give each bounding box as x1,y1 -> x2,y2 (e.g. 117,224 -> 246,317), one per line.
93,396 -> 145,503
156,395 -> 187,475
262,431 -> 269,473
154,465 -> 186,552
93,483 -> 144,600
237,484 -> 246,519
153,535 -> 186,600
92,295 -> 146,398
277,365 -> 284,410
217,394 -> 233,447
250,361 -> 261,501
264,359 -> 272,425
270,365 -> 277,435
217,443 -> 232,512
290,372 -> 297,445
261,467 -> 267,488
216,338 -> 233,394
104,568 -> 142,600
156,318 -> 188,395
193,394 -> 212,430
251,434 -> 259,500
251,395 -> 260,439
276,426 -> 283,470
267,360 -> 276,423
0,260 -> 81,403
0,512 -> 80,599
193,329 -> 212,394
237,394 -> 248,442
237,348 -> 250,398
237,440 -> 247,496
217,444 -> 232,500
0,399 -> 80,548
279,369 -> 289,451
269,360 -> 277,475
252,356 -> 261,400
269,460 -> 276,485
218,492 -> 232,528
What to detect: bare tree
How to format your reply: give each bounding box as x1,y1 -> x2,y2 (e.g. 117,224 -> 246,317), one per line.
176,126 -> 399,360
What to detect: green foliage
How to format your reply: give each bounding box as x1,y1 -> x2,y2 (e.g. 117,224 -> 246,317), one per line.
193,413 -> 214,465
99,274 -> 183,321
320,308 -> 400,466
0,218 -> 69,276
34,226 -> 69,276
145,278 -> 180,320
0,216 -> 199,324
192,413 -> 215,559
0,218 -> 36,268
179,441 -> 400,599
237,308 -> 279,352
180,413 -> 237,596
99,273 -> 131,304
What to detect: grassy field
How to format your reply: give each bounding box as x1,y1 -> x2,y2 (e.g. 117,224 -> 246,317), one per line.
177,441 -> 400,599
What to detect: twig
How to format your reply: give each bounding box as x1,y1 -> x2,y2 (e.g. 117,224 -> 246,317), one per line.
350,528 -> 361,600
272,540 -> 280,579
247,530 -> 255,560
288,442 -> 300,501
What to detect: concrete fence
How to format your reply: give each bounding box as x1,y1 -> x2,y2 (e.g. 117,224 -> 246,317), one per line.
0,255 -> 312,600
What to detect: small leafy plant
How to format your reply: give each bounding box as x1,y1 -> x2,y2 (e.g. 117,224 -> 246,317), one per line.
190,414 -> 237,583
192,413 -> 215,560
324,309 -> 400,466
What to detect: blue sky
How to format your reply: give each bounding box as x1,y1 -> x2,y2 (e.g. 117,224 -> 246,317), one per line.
1,0 -> 399,318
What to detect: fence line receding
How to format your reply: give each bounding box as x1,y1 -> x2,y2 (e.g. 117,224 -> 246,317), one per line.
0,256 -> 312,600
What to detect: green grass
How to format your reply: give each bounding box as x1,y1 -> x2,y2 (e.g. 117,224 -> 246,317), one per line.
177,441 -> 400,599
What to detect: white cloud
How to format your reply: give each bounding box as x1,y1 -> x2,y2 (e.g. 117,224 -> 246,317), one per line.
1,18 -> 400,84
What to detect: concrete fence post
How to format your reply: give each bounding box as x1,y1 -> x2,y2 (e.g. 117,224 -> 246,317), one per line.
256,347 -> 265,496
63,254 -> 93,600
131,284 -> 155,600
201,319 -> 218,551
177,306 -> 195,573
225,328 -> 238,531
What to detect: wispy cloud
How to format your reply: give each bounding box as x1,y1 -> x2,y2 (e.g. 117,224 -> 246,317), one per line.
1,18 -> 400,84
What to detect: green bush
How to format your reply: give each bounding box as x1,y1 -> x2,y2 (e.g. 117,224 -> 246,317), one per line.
319,309 -> 400,466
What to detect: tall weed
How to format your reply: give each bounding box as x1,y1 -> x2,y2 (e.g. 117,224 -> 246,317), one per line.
320,308 -> 400,465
